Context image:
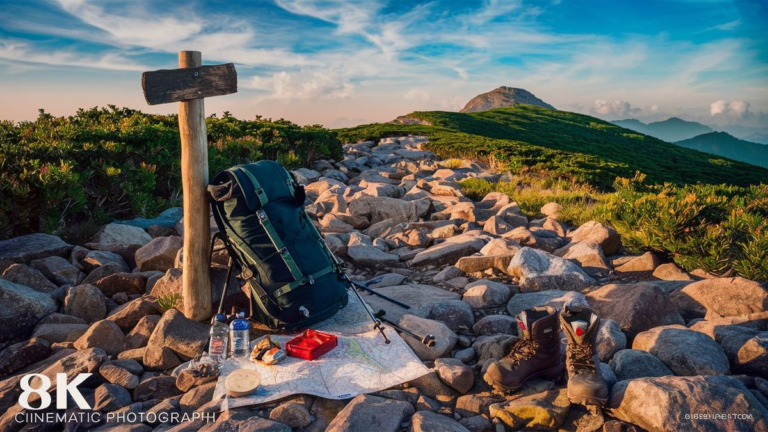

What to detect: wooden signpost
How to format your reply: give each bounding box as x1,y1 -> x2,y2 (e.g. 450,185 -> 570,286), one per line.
142,51 -> 237,321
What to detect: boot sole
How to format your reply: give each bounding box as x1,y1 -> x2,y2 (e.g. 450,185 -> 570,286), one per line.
483,363 -> 565,394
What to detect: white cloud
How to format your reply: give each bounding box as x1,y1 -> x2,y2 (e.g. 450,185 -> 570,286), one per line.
711,100 -> 751,118
714,19 -> 741,31
441,95 -> 466,111
404,89 -> 430,102
248,68 -> 353,100
0,38 -> 147,71
590,99 -> 641,119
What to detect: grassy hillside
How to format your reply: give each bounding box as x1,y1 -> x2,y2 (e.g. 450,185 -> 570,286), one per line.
338,105 -> 768,189
676,131 -> 768,168
0,106 -> 342,240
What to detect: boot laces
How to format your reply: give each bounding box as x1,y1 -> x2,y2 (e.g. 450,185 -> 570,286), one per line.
506,339 -> 539,365
568,343 -> 596,374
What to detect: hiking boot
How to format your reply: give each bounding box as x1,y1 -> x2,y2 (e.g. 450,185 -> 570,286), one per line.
560,306 -> 609,411
483,306 -> 564,392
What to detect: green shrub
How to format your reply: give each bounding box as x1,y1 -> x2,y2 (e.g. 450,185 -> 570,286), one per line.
0,106 -> 342,240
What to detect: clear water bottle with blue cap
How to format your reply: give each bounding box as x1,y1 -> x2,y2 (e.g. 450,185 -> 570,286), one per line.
230,311 -> 250,358
209,314 -> 229,363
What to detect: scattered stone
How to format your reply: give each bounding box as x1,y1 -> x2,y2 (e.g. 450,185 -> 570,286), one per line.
348,245 -> 400,268
180,382 -> 217,413
134,236 -> 183,272
0,233 -> 72,264
633,325 -> 730,376
416,394 -> 441,411
652,263 -> 692,281
553,241 -> 610,276
609,349 -> 673,381
676,277 -> 768,319
586,282 -> 684,339
93,272 -> 146,297
124,315 -> 161,350
270,402 -> 312,428
462,280 -> 512,308
100,363 -> 139,389
0,338 -> 51,375
292,168 -> 321,185
540,202 -> 563,218
106,297 -> 161,331
435,358 -> 474,394
143,309 -> 209,369
408,370 -> 458,398
30,255 -> 84,286
473,334 -> 518,364
692,322 -> 768,378
133,376 -> 182,402
32,323 -> 89,343
1,263 -> 59,293
74,320 -> 126,356
64,284 -> 107,323
366,273 -> 407,288
455,393 -> 505,417
454,347 -> 475,364
489,388 -> 570,430
94,383 -> 132,412
410,411 -> 470,432
459,415 -> 492,432
85,223 -> 153,261
411,235 -> 486,268
596,319 -> 627,362
507,247 -> 595,292
0,278 -> 57,344
399,314 -> 457,360
473,315 -> 517,336
363,284 -> 461,324
433,266 -> 465,284
609,376 -> 767,432
82,250 -> 130,272
566,221 -> 621,255
308,398 -> 347,432
427,300 -> 474,331
326,394 -> 415,432
614,252 -> 661,273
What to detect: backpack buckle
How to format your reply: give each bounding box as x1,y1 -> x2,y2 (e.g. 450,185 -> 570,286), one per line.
256,209 -> 268,221
308,275 -> 315,285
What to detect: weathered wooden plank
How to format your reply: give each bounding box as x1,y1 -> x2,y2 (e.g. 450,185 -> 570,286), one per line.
142,63 -> 237,105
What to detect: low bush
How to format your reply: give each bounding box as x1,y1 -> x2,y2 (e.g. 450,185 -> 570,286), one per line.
0,106 -> 342,240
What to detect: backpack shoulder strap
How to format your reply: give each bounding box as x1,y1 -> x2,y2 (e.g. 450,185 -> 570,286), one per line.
231,166 -> 269,210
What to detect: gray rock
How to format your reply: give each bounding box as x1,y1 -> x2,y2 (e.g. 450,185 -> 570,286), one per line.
587,282 -> 684,339
506,290 -> 588,318
459,415 -> 492,432
106,297 -> 161,331
427,300 -> 475,331
566,221 -> 621,255
399,314 -> 457,360
614,252 -> 662,273
473,315 -> 518,336
609,376 -> 767,432
652,263 -> 692,281
93,272 -> 146,297
0,233 -> 72,264
292,168 -> 321,185
99,363 -> 139,389
553,240 -> 611,277
366,273 -> 406,288
179,381 -> 217,413
82,250 -> 130,272
74,320 -> 126,356
347,245 -> 399,268
435,358 -> 474,394
269,402 -> 312,428
124,315 -> 161,350
691,322 -> 768,378
410,411 -> 470,432
454,347 -> 475,364
411,235 -> 486,267
133,376 -> 182,402
363,284 -> 461,324
0,278 -> 57,344
676,277 -> 768,320
507,247 -> 595,292
64,284 -> 107,323
609,349 -> 673,381
433,266 -> 465,284
633,325 -> 730,376
85,223 -> 153,260
134,236 -> 183,272
30,255 -> 85,286
462,280 -> 512,308
94,382 -> 133,412
0,337 -> 51,375
473,334 -> 518,364
143,309 -> 209,370
1,263 -> 59,293
489,388 -> 570,430
596,319 -> 627,362
307,397 -> 347,432
32,323 -> 89,343
326,394 -> 415,432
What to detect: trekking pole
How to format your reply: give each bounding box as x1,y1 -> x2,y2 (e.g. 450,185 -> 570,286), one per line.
343,275 -> 390,344
348,280 -> 412,310
374,310 -> 436,347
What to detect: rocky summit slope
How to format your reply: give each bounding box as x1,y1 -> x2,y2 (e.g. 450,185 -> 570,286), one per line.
1,136 -> 768,431
460,87 -> 555,113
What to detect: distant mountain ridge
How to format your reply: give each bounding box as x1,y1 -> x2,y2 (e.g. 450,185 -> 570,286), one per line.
613,117 -> 713,142
460,87 -> 555,113
676,132 -> 768,168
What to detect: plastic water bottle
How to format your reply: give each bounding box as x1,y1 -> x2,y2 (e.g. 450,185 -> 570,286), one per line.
230,311 -> 250,358
209,314 -> 229,363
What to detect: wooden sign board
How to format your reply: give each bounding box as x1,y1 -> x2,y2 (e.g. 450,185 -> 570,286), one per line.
142,63 -> 237,105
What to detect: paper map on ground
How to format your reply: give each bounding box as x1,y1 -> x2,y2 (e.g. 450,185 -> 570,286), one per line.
211,294 -> 430,409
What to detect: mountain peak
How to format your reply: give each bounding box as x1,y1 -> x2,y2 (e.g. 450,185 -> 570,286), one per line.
460,87 -> 555,113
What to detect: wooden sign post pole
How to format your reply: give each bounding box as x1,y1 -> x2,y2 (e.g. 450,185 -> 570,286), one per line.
142,51 -> 237,321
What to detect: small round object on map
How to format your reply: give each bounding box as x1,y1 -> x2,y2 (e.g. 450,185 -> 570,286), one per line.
225,369 -> 261,397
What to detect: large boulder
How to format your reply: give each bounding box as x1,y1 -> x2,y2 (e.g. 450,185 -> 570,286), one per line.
82,250 -> 130,272
586,283 -> 684,339
0,278 -> 57,344
1,264 -> 59,293
507,247 -> 595,292
614,252 -> 662,273
609,376 -> 767,432
30,256 -> 85,286
0,233 -> 72,264
489,388 -> 571,430
0,338 -> 51,375
410,411 -> 470,432
410,235 -> 486,268
74,320 -> 126,356
64,284 -> 107,323
691,322 -> 768,378
462,279 -> 512,308
566,221 -> 621,255
632,325 -> 730,376
398,314 -> 457,360
676,277 -> 768,319
143,309 -> 210,370
326,394 -> 415,432
608,349 -> 673,381
134,236 -> 183,272
85,223 -> 153,261
553,240 -> 611,276
506,290 -> 588,319
106,297 -> 161,331
348,196 -> 430,225
347,245 -> 399,268
596,318 -> 627,362
363,284 -> 461,324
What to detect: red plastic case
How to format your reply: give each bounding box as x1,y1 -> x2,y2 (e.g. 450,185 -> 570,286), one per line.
285,330 -> 338,360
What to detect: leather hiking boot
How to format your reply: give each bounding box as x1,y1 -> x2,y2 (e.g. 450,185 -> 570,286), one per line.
483,306 -> 564,392
560,306 -> 609,410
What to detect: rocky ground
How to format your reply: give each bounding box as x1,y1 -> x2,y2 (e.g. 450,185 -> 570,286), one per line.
1,135 -> 767,432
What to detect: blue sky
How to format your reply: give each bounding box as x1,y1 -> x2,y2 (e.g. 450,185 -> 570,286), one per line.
0,0 -> 766,129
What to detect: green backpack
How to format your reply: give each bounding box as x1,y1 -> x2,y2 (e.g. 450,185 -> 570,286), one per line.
208,161 -> 348,330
